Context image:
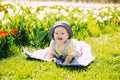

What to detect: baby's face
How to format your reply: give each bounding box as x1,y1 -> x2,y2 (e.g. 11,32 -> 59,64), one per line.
54,26 -> 69,43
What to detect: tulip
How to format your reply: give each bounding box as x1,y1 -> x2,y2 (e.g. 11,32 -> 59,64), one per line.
11,29 -> 19,35
0,12 -> 4,20
26,28 -> 31,31
0,31 -> 8,38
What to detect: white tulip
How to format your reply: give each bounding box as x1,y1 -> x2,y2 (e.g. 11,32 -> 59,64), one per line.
60,9 -> 68,16
7,8 -> 15,17
73,13 -> 78,18
2,20 -> 10,25
117,7 -> 120,11
0,11 -> 4,20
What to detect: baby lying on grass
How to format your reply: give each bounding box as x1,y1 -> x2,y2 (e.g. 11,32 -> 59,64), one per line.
23,21 -> 95,66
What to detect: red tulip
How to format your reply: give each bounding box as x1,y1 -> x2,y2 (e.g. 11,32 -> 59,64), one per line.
26,28 -> 31,31
116,19 -> 120,24
12,29 -> 19,35
0,31 -> 8,38
2,8 -> 7,11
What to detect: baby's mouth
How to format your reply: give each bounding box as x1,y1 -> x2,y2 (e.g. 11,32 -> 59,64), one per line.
58,38 -> 63,40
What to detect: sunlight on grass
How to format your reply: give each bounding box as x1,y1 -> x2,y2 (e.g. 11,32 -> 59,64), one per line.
0,1 -> 120,80
0,31 -> 120,80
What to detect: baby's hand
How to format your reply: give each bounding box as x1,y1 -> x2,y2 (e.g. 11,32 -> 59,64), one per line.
63,61 -> 69,64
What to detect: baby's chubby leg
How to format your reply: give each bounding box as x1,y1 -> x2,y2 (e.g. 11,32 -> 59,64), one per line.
63,55 -> 73,64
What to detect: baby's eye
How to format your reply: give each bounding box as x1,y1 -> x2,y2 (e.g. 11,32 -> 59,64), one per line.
55,33 -> 58,35
62,33 -> 64,35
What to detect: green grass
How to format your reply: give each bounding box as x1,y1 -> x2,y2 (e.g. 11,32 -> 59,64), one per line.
0,31 -> 120,80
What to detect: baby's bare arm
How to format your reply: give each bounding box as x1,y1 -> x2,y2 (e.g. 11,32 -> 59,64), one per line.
63,55 -> 73,64
46,53 -> 55,61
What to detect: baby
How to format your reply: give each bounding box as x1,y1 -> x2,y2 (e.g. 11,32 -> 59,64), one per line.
23,21 -> 95,66
46,21 -> 82,64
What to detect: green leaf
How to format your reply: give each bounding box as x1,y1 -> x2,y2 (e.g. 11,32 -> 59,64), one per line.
38,31 -> 48,41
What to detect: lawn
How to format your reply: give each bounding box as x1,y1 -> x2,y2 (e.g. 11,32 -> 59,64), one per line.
0,31 -> 120,80
0,1 -> 120,80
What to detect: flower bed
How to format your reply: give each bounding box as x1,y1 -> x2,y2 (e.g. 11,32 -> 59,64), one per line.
0,1 -> 120,57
